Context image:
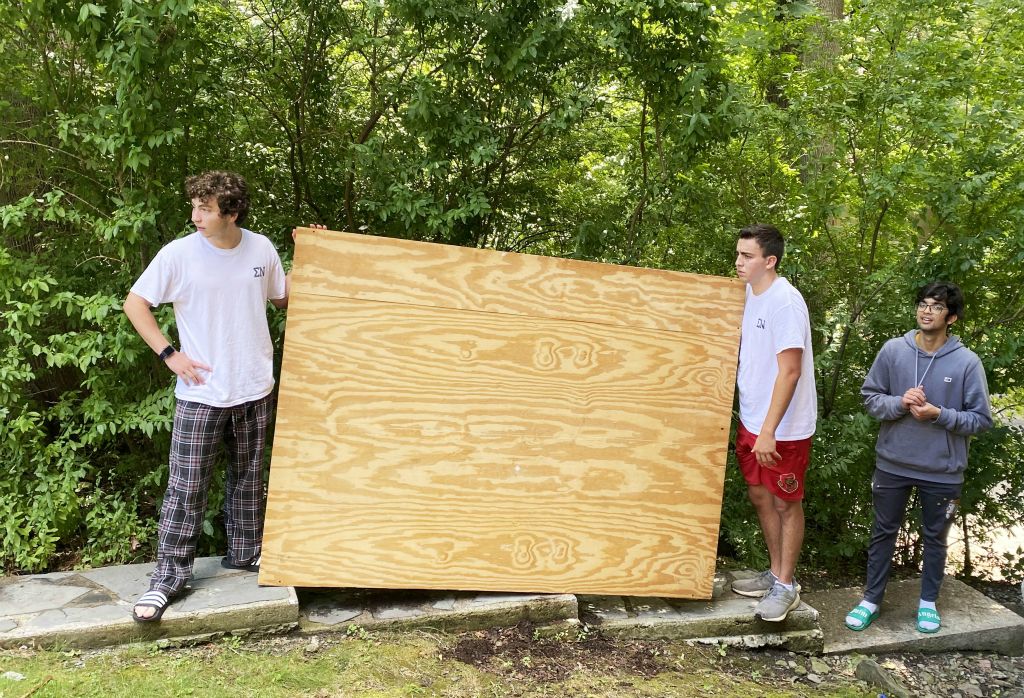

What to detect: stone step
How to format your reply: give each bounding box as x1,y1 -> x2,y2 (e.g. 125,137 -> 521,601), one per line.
579,580 -> 823,654
299,588 -> 578,633
803,578 -> 1024,656
0,557 -> 298,650
4,561 -> 1023,657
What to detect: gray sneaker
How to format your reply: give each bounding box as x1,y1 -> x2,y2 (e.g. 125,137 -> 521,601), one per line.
730,570 -> 776,598
754,582 -> 801,622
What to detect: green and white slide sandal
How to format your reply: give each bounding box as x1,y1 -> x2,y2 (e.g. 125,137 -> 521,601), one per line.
917,606 -> 941,633
844,603 -> 879,631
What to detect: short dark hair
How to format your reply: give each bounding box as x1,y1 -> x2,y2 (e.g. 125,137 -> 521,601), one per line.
738,224 -> 785,267
916,281 -> 964,320
185,171 -> 250,225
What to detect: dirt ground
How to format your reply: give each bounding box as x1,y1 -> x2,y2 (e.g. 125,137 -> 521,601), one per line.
445,621 -> 666,682
438,615 -> 1023,697
437,576 -> 1024,697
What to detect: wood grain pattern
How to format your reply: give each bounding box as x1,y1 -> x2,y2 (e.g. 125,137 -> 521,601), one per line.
291,230 -> 741,336
261,230 -> 744,598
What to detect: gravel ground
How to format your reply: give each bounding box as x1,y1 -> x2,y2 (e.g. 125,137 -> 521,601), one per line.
795,573 -> 1024,696
852,578 -> 1024,697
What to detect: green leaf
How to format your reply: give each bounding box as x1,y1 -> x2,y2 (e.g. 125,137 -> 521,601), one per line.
78,3 -> 106,23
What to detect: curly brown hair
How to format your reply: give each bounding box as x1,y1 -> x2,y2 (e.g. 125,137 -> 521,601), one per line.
185,171 -> 250,225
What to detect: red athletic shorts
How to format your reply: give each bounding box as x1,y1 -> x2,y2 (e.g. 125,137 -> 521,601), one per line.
735,422 -> 812,501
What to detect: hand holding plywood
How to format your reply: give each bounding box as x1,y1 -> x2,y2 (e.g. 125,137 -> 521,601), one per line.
260,230 -> 744,598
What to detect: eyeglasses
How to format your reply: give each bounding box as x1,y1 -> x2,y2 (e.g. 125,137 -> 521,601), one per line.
916,302 -> 947,314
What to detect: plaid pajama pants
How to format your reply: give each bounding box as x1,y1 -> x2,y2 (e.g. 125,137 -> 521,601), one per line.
149,393 -> 274,596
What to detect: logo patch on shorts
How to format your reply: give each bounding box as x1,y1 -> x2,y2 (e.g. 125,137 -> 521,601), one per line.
778,473 -> 799,494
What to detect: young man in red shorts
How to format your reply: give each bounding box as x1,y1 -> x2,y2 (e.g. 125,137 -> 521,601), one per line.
729,224 -> 817,622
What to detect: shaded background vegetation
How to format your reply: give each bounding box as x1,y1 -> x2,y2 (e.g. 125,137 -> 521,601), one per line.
2,0 -> 1022,579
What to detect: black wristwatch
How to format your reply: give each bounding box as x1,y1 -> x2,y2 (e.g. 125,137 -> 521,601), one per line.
158,345 -> 176,361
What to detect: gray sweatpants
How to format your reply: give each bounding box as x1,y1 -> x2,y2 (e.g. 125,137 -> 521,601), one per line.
864,468 -> 961,605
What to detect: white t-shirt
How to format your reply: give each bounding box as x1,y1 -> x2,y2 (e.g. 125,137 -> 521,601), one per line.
737,277 -> 817,440
131,229 -> 286,407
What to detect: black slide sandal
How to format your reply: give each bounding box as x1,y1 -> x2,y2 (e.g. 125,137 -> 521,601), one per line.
131,590 -> 172,623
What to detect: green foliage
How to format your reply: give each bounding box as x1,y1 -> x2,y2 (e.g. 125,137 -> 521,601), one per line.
0,0 -> 199,571
0,203 -> 175,570
713,0 -> 1024,573
1,0 -> 1023,577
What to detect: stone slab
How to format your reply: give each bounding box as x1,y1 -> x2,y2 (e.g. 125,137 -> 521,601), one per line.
0,576 -> 95,615
306,602 -> 362,627
6,558 -> 1020,657
687,629 -> 825,654
23,605 -> 130,631
804,578 -> 1024,656
671,596 -> 818,631
0,557 -> 299,650
299,589 -> 578,634
580,595 -> 629,621
431,595 -> 456,611
579,588 -> 821,653
78,565 -> 157,601
627,596 -> 682,620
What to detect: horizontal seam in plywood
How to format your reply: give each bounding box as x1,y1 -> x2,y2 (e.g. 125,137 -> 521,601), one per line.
290,287 -> 743,340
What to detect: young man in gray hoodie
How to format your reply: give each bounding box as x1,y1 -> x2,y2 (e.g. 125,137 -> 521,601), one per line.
845,281 -> 992,634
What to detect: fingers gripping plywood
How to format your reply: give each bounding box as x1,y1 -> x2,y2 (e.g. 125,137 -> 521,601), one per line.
260,230 -> 744,598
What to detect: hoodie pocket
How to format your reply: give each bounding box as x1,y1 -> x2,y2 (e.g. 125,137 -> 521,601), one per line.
877,417 -> 951,471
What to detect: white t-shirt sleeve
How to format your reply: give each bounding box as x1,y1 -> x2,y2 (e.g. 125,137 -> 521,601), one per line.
267,246 -> 286,300
131,247 -> 185,307
770,302 -> 809,355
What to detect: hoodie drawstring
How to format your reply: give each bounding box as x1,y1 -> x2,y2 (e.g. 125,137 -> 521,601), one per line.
915,344 -> 938,387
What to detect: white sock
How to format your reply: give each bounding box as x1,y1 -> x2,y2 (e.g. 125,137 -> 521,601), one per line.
776,580 -> 795,591
918,599 -> 939,630
845,599 -> 878,628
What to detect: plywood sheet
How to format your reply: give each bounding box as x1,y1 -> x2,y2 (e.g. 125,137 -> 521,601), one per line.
260,230 -> 744,598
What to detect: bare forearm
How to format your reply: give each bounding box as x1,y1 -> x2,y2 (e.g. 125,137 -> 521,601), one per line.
123,293 -> 171,354
761,371 -> 800,436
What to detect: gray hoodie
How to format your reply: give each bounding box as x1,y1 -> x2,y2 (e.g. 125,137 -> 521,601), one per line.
861,330 -> 992,484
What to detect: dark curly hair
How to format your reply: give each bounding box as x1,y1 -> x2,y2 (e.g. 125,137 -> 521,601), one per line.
917,281 -> 965,320
185,171 -> 250,225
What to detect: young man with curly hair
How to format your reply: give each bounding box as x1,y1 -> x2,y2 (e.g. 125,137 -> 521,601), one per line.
123,171 -> 288,621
